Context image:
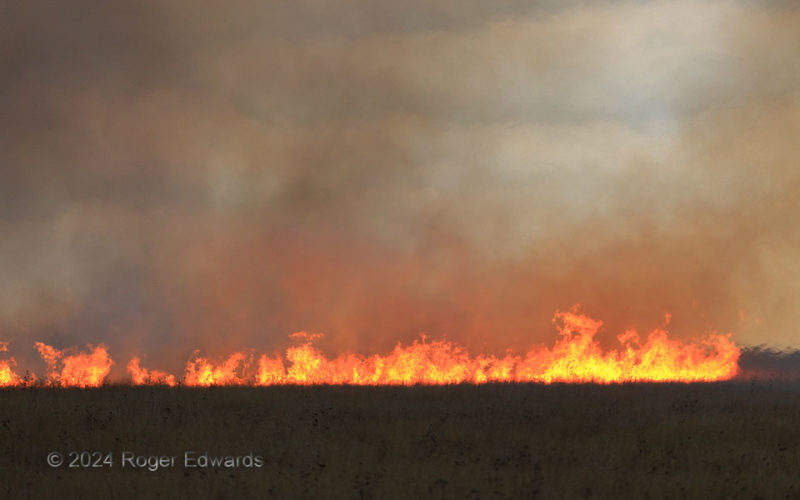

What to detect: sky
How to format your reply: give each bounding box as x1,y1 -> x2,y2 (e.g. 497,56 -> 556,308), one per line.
1,1 -> 799,375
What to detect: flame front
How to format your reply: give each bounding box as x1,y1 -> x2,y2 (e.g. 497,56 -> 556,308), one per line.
246,310 -> 739,386
33,343 -> 113,388
0,309 -> 741,387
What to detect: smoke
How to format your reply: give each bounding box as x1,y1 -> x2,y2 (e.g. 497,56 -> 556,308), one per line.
1,0 -> 798,377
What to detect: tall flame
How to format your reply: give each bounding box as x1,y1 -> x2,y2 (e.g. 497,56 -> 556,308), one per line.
242,310 -> 739,386
33,343 -> 114,388
0,308 -> 741,387
142,308 -> 740,386
0,342 -> 30,387
0,359 -> 22,387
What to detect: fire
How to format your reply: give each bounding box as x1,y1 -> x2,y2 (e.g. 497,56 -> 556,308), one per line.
0,359 -> 22,387
148,308 -> 740,386
0,342 -> 30,387
0,308 -> 741,387
184,351 -> 251,387
246,310 -> 738,385
127,357 -> 177,387
33,342 -> 114,388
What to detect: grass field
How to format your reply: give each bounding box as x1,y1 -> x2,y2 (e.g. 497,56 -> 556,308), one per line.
1,382 -> 799,499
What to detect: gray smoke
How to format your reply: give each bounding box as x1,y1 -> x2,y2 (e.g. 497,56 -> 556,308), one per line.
0,0 -> 798,378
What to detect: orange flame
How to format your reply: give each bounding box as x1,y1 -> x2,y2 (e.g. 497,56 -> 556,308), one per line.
127,357 -> 176,386
0,309 -> 741,387
0,359 -> 22,387
0,342 -> 34,387
244,310 -> 739,385
184,351 -> 251,387
173,309 -> 739,386
33,342 -> 113,388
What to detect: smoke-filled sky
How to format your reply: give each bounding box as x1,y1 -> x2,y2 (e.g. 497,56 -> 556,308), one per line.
1,0 -> 799,375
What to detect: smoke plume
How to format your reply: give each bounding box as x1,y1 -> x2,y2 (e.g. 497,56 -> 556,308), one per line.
1,1 -> 798,377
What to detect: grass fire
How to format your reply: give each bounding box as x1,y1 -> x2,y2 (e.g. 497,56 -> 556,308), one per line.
2,0 -> 799,497
1,309 -> 739,388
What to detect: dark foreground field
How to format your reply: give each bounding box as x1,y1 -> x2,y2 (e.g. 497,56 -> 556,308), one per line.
1,383 -> 800,499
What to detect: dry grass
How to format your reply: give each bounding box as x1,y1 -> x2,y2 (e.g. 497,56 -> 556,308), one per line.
1,382 -> 799,499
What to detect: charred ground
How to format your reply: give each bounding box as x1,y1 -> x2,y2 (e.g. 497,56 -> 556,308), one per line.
1,382 -> 799,499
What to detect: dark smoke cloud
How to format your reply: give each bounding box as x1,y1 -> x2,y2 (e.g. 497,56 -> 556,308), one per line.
1,0 -> 798,377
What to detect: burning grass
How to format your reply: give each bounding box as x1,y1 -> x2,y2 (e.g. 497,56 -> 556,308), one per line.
0,309 -> 741,388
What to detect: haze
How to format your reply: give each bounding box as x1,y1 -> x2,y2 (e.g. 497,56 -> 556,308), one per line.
1,1 -> 798,376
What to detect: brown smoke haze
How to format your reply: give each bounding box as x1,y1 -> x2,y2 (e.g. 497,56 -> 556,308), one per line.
1,0 -> 799,377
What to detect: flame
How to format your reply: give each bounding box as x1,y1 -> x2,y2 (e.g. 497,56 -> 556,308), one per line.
127,357 -> 176,386
0,342 -> 34,387
0,309 -> 741,387
246,310 -> 739,385
0,359 -> 22,387
184,351 -> 251,387
33,342 -> 113,388
164,308 -> 739,386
